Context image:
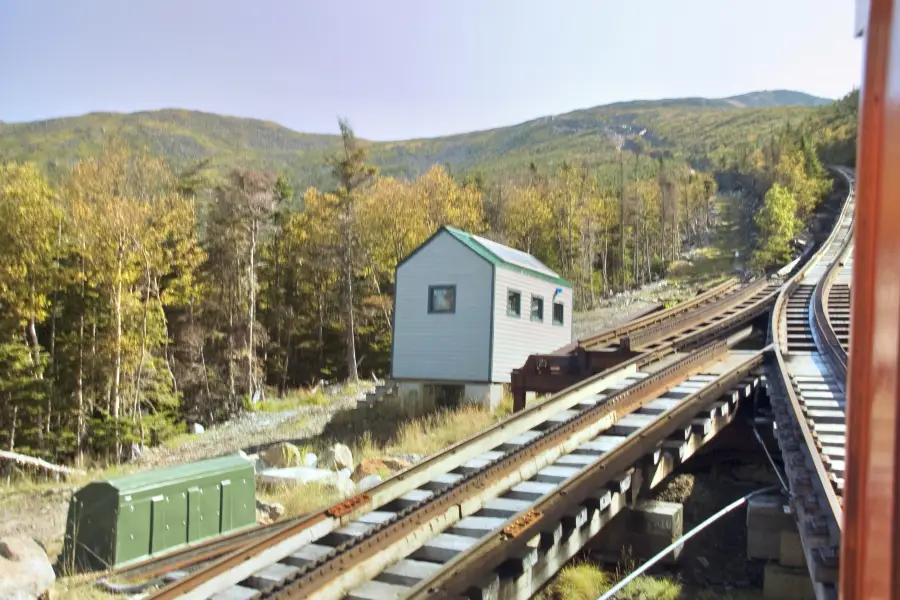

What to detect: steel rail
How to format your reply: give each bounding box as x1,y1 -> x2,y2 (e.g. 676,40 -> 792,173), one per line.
578,277 -> 739,349
766,167 -> 856,592
147,344 -> 684,599
147,277 -> 780,599
256,341 -> 731,599
812,168 -> 855,387
622,278 -> 769,350
406,347 -> 768,600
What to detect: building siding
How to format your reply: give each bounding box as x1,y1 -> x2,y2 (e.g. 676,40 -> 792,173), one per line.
392,231 -> 493,382
490,268 -> 573,383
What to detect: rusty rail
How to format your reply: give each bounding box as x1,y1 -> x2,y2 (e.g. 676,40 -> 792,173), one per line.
577,277 -> 739,349
406,347 -> 768,599
254,342 -> 729,599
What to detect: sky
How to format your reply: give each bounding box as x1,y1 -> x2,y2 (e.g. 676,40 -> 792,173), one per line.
0,0 -> 864,141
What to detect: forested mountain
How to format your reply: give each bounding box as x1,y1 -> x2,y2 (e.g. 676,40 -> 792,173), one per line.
0,90 -> 831,189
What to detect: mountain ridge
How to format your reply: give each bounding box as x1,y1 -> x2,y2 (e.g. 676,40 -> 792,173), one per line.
0,89 -> 834,187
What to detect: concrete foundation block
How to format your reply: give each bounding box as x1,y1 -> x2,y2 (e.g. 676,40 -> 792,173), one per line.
747,528 -> 781,560
747,494 -> 794,532
465,383 -> 505,410
779,530 -> 807,568
763,563 -> 815,600
588,500 -> 684,565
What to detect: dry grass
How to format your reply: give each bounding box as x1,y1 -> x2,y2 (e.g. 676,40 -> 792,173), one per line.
252,389 -> 330,413
384,404 -> 500,457
538,563 -> 682,600
262,399 -> 510,518
51,578 -> 122,600
257,481 -> 342,518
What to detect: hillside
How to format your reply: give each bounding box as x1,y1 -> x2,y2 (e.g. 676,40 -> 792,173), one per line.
0,90 -> 832,188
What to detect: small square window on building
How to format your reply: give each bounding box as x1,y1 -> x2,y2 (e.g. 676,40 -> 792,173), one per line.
507,290 -> 521,317
553,301 -> 564,326
428,285 -> 456,313
531,295 -> 544,322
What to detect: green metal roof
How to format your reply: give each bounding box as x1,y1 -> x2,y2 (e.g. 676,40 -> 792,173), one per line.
442,226 -> 572,288
103,454 -> 252,495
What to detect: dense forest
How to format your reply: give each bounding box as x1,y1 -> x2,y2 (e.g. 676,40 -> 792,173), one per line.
0,91 -> 857,465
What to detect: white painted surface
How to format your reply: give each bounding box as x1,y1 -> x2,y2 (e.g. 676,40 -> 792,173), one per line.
490,267 -> 573,382
392,231 -> 493,381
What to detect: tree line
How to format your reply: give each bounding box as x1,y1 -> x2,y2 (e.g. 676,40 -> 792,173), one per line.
0,98 -> 854,465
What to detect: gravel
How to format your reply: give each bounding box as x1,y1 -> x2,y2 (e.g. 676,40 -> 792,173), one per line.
136,389 -> 370,469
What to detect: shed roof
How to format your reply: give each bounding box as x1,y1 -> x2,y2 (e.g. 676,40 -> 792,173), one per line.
405,226 -> 572,288
101,454 -> 252,495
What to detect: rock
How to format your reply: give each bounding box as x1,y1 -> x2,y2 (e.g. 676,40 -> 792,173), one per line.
260,442 -> 302,468
191,422 -> 205,435
352,458 -> 389,482
357,474 -> 383,492
258,466 -> 336,486
329,476 -> 356,497
303,452 -> 318,468
326,443 -> 353,470
0,536 -> 55,600
256,499 -> 285,521
336,468 -> 352,481
256,509 -> 274,526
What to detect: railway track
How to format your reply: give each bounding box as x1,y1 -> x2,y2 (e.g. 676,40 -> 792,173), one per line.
124,169 -> 853,600
146,331 -> 764,600
577,277 -> 740,350
766,166 -> 855,600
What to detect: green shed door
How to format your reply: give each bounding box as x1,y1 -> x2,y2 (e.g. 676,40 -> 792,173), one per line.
150,495 -> 167,554
117,498 -> 151,565
220,480 -> 233,532
187,487 -> 201,543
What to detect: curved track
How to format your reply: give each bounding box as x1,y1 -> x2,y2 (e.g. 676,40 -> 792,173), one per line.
767,167 -> 855,600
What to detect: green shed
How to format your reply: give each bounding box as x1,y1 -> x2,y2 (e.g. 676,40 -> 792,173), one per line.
63,454 -> 257,572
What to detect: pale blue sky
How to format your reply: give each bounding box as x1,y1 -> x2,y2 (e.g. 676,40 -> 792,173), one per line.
0,0 -> 863,140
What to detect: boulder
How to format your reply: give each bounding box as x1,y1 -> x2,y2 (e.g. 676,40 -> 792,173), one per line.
191,422 -> 205,435
256,499 -> 285,522
258,466 -> 335,487
357,474 -> 383,492
0,536 -> 55,600
329,476 -> 356,498
303,452 -> 318,468
325,443 -> 353,470
260,442 -> 302,468
352,458 -> 390,482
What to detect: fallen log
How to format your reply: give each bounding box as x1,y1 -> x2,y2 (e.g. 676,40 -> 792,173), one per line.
0,449 -> 86,478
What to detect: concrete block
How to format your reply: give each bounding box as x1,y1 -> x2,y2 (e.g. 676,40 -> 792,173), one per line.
465,383 -> 504,410
747,528 -> 781,560
763,563 -> 815,600
747,494 -> 795,532
588,500 -> 683,565
627,500 -> 683,537
779,530 -> 807,568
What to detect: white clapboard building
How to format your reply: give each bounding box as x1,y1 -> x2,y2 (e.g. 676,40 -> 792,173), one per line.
391,226 -> 573,408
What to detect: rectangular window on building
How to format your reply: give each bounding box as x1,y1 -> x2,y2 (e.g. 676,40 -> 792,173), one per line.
428,285 -> 456,314
507,289 -> 521,317
531,295 -> 544,322
553,301 -> 564,326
